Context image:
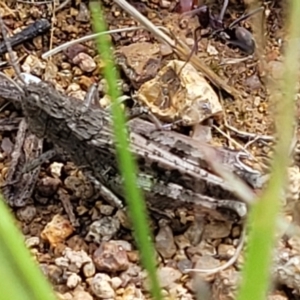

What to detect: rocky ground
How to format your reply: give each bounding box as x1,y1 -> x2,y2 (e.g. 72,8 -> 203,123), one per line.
0,0 -> 300,299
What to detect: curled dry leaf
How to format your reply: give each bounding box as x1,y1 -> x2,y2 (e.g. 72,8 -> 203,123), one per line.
137,60 -> 222,126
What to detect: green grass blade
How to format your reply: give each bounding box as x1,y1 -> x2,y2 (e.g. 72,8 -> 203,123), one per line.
90,3 -> 162,300
237,1 -> 300,299
0,197 -> 56,300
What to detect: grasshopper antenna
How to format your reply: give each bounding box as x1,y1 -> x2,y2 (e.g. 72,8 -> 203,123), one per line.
0,13 -> 26,88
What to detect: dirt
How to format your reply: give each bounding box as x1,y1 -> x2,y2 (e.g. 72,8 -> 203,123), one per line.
0,0 -> 299,299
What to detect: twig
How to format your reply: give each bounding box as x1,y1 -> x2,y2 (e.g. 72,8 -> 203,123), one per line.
184,228 -> 245,275
42,26 -> 145,59
225,123 -> 275,141
0,15 -> 25,85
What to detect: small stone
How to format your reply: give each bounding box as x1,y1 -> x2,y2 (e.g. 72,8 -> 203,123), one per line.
160,43 -> 172,56
157,267 -> 182,289
202,221 -> 232,239
41,215 -> 74,247
76,2 -> 90,22
99,204 -> 114,216
73,53 -> 96,73
207,43 -> 218,55
186,240 -> 216,258
155,220 -> 177,259
288,235 -> 300,254
177,259 -> 193,273
55,257 -> 69,268
72,290 -> 93,300
111,240 -> 132,252
116,42 -> 162,89
83,261 -> 96,278
86,217 -> 120,243
93,241 -> 129,272
127,250 -> 139,263
25,236 -> 40,248
57,292 -> 73,300
111,277 -> 122,289
67,273 -> 81,289
174,234 -> 191,249
116,209 -> 132,229
65,44 -> 87,61
50,162 -> 64,178
16,205 -> 37,223
120,264 -> 143,287
21,54 -> 45,76
245,74 -> 261,90
212,268 -> 240,299
42,264 -> 66,285
67,235 -> 88,252
1,137 -> 13,154
268,291 -> 288,300
37,177 -> 61,197
79,75 -> 94,90
64,248 -> 92,273
64,175 -> 94,199
183,219 -> 205,246
90,273 -> 115,299
253,96 -> 261,107
218,243 -> 236,257
122,283 -> 141,300
267,60 -> 284,80
193,255 -> 220,271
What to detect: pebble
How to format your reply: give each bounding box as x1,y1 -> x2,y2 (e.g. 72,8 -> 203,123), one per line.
267,60 -> 284,80
41,264 -> 66,285
157,267 -> 182,289
72,290 -> 93,300
16,205 -> 37,223
37,177 -> 61,197
64,248 -> 92,273
174,234 -> 191,250
66,273 -> 81,289
41,215 -> 74,247
49,162 -> 64,178
21,54 -> 45,76
218,243 -> 236,257
288,235 -> 300,254
155,220 -> 177,259
193,255 -> 220,271
121,283 -> 143,300
186,240 -> 216,258
86,216 -> 120,243
76,2 -> 90,23
25,236 -> 40,248
202,221 -> 232,239
83,261 -> 96,278
99,204 -> 115,216
111,277 -> 123,289
73,53 -> 96,73
93,241 -> 129,272
177,259 -> 193,273
90,273 -> 115,299
1,137 -> 13,154
245,74 -> 261,90
55,257 -> 69,268
183,219 -> 205,246
120,264 -> 144,287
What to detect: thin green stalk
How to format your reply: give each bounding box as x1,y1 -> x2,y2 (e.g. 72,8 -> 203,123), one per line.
90,3 -> 162,300
0,197 -> 56,300
237,1 -> 300,299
